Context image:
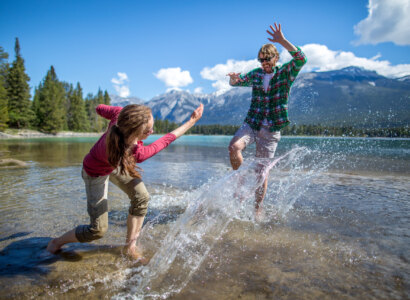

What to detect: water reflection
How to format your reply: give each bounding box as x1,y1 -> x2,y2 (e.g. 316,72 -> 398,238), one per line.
0,138 -> 95,167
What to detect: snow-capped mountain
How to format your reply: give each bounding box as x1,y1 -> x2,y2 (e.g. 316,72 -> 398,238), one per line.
397,75 -> 410,83
111,66 -> 410,128
146,90 -> 212,123
109,94 -> 145,107
289,67 -> 410,127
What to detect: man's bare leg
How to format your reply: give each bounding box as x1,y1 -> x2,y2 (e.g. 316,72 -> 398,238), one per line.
255,170 -> 269,221
229,137 -> 246,170
255,176 -> 268,209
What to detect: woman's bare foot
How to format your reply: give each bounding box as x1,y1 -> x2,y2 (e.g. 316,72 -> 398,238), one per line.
46,238 -> 62,254
124,246 -> 149,265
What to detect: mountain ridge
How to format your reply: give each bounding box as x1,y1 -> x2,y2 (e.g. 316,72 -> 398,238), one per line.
110,66 -> 410,128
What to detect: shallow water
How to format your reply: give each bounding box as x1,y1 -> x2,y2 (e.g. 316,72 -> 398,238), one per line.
0,136 -> 409,299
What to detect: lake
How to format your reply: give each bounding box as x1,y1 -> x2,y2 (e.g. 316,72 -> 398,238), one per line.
0,135 -> 409,299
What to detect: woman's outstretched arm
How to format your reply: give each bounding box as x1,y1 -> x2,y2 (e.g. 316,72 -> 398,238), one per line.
171,104 -> 204,138
133,104 -> 204,163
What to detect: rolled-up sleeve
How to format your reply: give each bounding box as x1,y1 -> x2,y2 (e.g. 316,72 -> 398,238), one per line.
96,104 -> 122,120
285,46 -> 307,82
230,69 -> 257,87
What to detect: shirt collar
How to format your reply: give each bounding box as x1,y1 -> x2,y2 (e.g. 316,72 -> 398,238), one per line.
262,66 -> 278,75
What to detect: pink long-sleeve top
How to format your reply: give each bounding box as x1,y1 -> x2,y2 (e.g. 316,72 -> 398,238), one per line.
83,104 -> 176,177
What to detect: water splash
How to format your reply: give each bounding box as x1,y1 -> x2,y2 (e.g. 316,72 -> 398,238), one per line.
114,146 -> 326,299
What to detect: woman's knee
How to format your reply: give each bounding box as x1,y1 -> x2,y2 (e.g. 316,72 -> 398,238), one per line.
93,219 -> 108,238
129,191 -> 150,217
75,218 -> 108,242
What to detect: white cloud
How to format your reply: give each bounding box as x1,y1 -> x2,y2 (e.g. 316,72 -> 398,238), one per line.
111,72 -> 130,97
297,43 -> 410,77
165,87 -> 183,93
200,59 -> 259,94
116,86 -> 130,98
194,87 -> 203,94
154,67 -> 193,88
201,43 -> 410,93
354,0 -> 410,45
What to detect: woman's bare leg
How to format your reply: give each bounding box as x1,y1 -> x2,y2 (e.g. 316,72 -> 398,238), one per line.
124,214 -> 146,261
47,229 -> 79,253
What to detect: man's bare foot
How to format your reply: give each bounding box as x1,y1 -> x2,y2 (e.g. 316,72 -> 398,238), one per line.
124,246 -> 149,265
233,174 -> 246,203
255,207 -> 265,223
47,238 -> 62,254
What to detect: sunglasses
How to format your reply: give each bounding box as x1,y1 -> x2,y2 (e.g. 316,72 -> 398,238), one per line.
258,57 -> 274,63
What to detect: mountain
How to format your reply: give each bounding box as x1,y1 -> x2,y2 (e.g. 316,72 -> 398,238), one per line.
145,90 -> 212,123
201,87 -> 252,125
112,66 -> 410,128
289,67 -> 410,127
109,94 -> 145,107
397,75 -> 410,83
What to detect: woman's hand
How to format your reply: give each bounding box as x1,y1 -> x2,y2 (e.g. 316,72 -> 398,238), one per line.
190,104 -> 204,123
171,104 -> 204,138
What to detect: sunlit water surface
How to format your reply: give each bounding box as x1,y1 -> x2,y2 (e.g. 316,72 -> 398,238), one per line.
0,135 -> 409,299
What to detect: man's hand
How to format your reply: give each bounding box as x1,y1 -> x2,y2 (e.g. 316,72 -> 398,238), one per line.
266,22 -> 285,44
266,22 -> 297,52
227,72 -> 244,85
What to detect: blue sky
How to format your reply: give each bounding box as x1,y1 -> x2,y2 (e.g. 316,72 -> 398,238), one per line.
1,0 -> 410,101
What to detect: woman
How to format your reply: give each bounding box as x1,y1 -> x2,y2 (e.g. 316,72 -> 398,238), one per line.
47,103 -> 204,260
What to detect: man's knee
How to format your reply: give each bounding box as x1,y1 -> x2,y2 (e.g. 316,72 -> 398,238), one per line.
228,141 -> 242,155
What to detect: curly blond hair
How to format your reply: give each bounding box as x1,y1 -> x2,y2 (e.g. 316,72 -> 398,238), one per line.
258,44 -> 279,60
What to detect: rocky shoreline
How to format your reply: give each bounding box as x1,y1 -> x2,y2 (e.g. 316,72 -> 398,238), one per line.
0,129 -> 102,139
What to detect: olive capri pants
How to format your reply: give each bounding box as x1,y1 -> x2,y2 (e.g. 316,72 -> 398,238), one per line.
75,168 -> 150,243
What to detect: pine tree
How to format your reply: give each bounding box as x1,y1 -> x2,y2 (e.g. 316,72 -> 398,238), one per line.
103,90 -> 111,105
0,47 -> 9,131
95,88 -> 109,131
6,38 -> 34,128
33,66 -> 67,133
84,93 -> 95,131
84,88 -> 109,132
67,82 -> 89,131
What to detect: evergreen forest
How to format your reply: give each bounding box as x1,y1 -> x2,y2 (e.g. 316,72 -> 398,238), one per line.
1,39 -> 111,133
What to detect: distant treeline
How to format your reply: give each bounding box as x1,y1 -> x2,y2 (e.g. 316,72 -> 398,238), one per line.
280,124 -> 410,138
153,119 -> 410,138
154,120 -> 240,136
0,38 -> 111,133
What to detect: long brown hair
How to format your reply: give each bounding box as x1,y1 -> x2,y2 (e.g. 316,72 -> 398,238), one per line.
106,104 -> 152,178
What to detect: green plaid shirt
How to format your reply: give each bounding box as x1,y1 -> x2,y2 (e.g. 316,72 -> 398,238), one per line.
232,47 -> 307,132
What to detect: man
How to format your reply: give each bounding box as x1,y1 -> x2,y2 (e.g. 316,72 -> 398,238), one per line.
227,22 -> 307,216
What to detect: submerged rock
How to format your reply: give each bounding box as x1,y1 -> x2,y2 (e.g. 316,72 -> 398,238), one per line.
0,158 -> 28,168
